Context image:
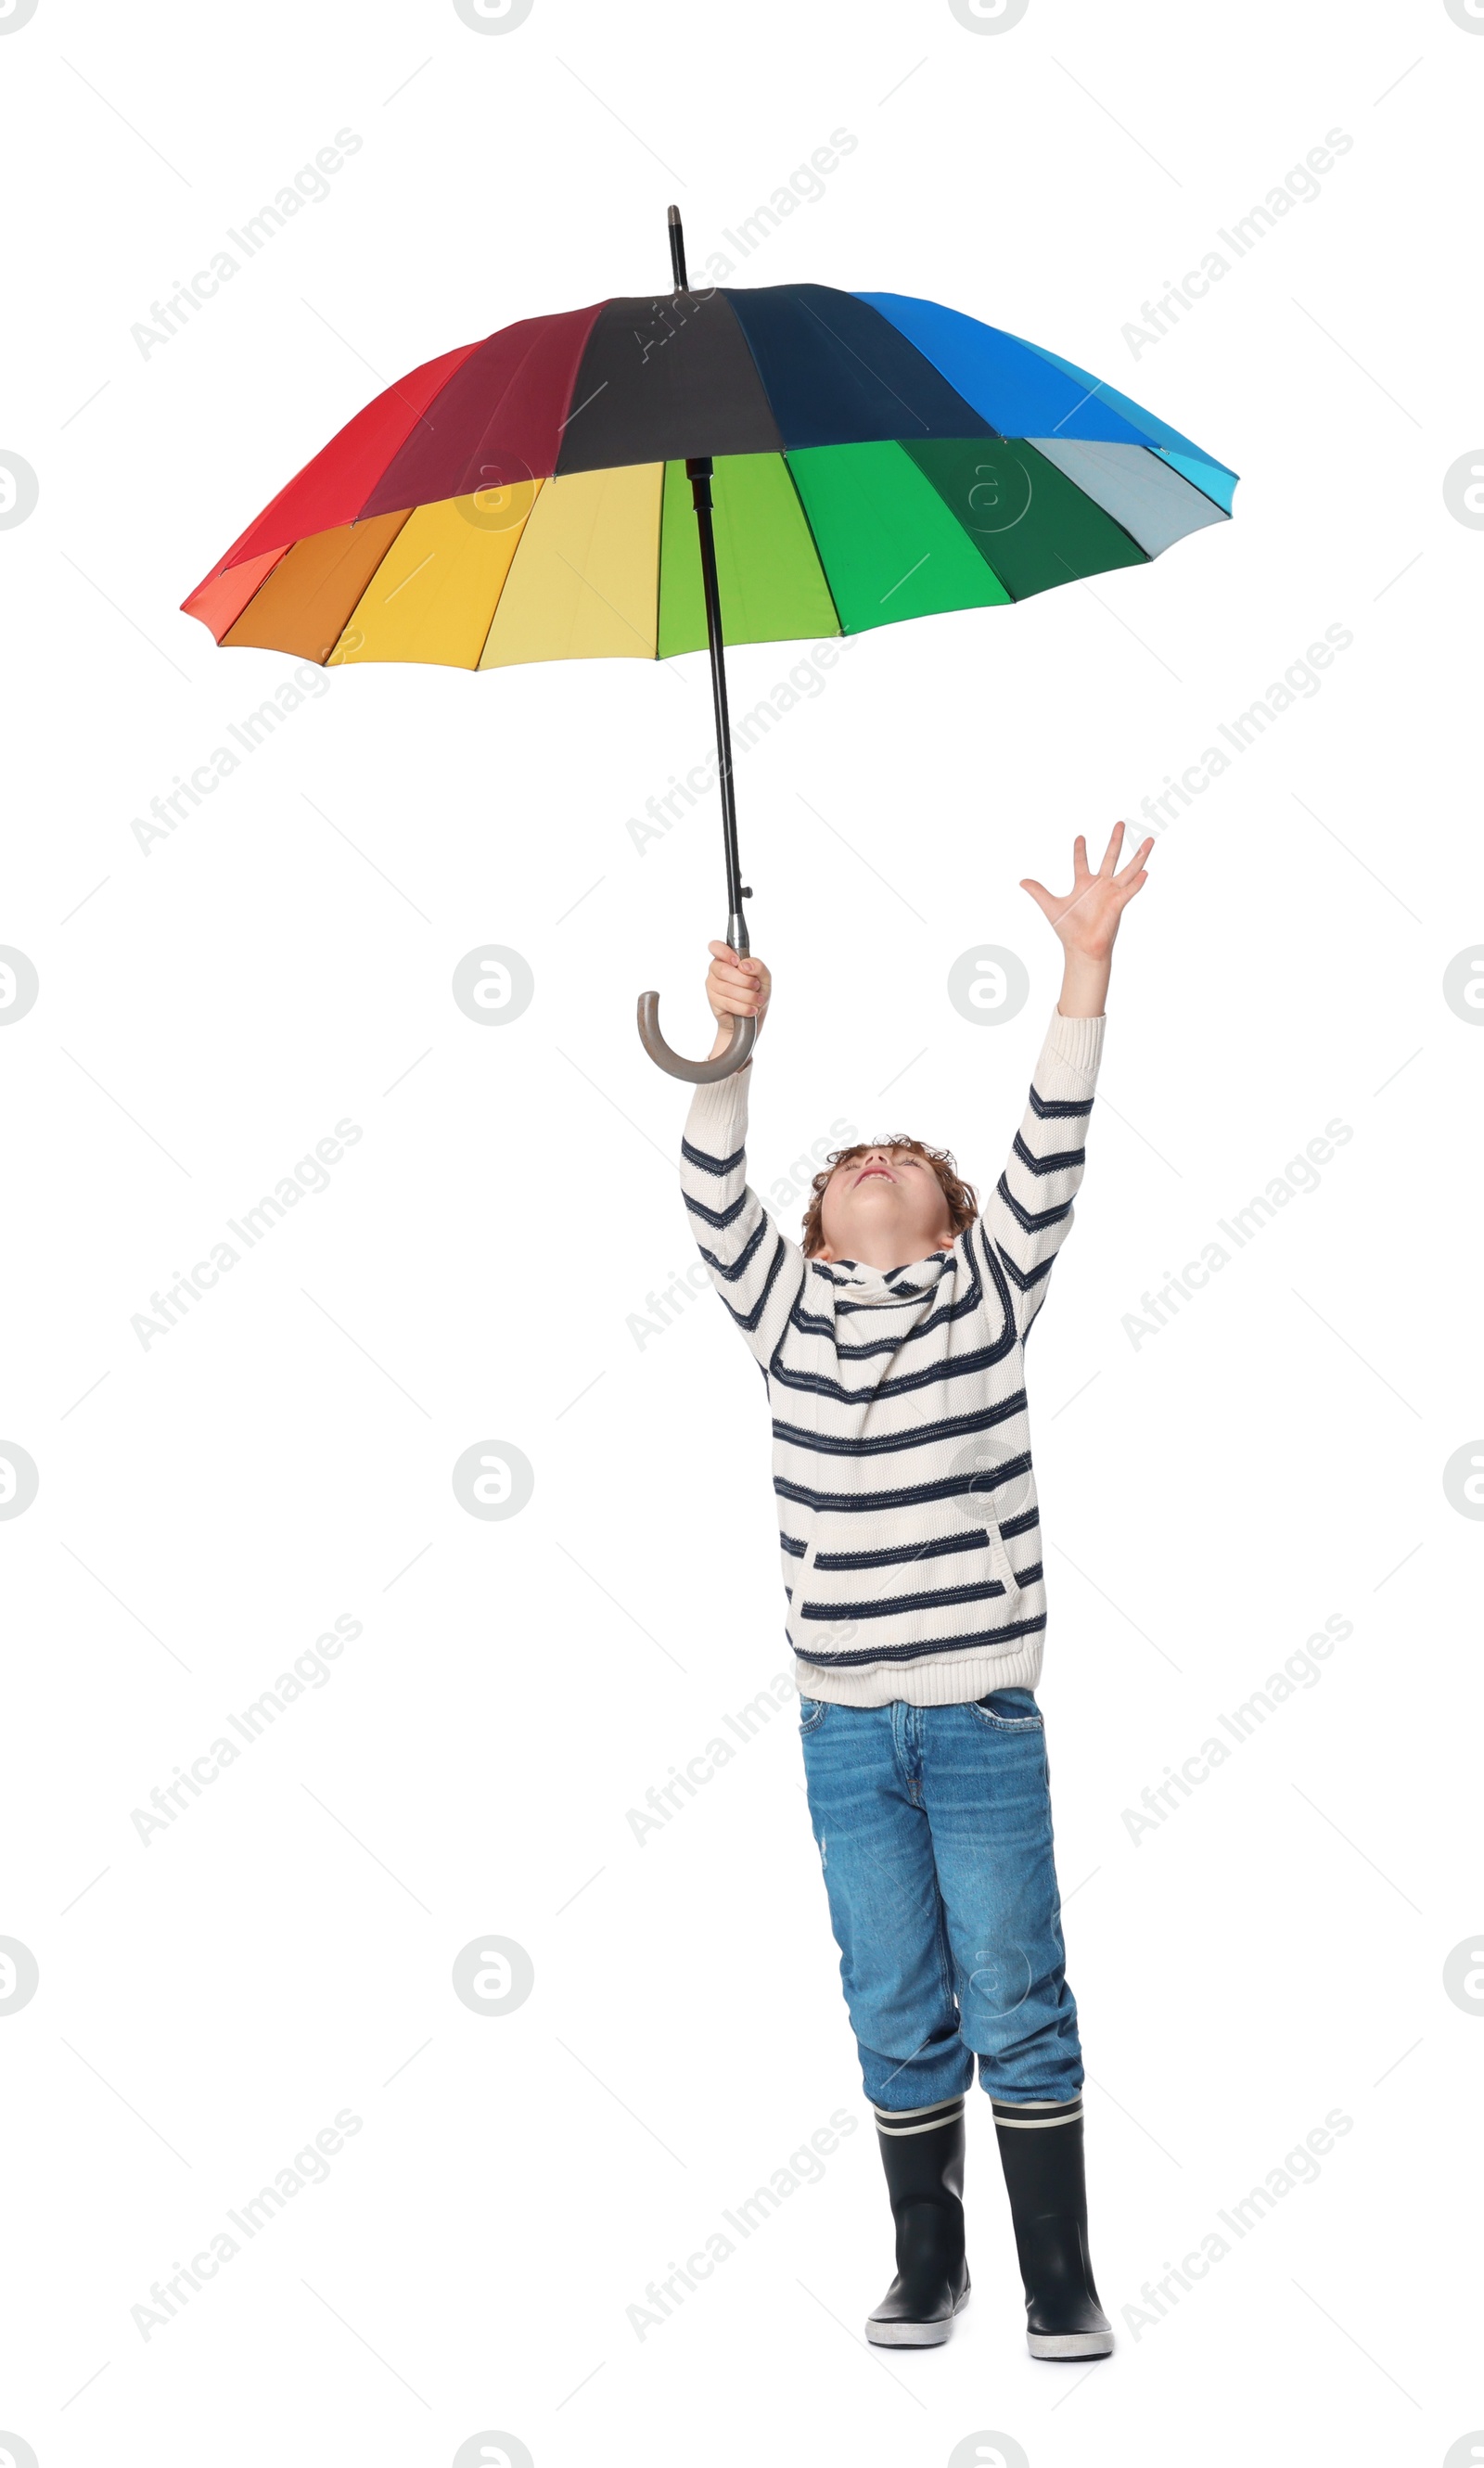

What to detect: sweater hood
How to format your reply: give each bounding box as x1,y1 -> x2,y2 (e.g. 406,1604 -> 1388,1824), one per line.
810,1249 -> 958,1310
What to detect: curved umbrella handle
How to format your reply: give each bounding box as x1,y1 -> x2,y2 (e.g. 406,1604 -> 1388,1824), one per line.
636,991 -> 756,1082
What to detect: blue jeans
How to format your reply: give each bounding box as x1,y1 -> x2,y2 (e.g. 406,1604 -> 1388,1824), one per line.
799,1687 -> 1082,2114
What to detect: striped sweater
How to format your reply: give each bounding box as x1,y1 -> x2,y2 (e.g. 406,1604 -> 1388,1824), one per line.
680,1006 -> 1105,1707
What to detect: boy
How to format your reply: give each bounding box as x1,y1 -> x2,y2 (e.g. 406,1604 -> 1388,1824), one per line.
677,822 -> 1152,2359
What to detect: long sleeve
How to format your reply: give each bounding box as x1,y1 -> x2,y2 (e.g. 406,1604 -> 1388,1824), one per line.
681,1064 -> 806,1371
979,1006 -> 1106,1341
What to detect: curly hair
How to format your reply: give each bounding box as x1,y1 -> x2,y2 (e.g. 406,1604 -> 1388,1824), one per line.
800,1137 -> 979,1260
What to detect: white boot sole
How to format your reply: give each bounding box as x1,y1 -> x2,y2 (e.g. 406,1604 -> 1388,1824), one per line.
866,2286 -> 971,2347
1028,2326 -> 1113,2359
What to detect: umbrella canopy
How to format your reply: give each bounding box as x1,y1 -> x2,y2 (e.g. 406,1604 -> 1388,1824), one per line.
184,223 -> 1238,1081
182,283 -> 1237,674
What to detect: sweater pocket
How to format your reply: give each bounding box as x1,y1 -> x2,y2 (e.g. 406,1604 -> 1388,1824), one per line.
792,1511 -> 1016,1652
790,1520 -> 861,1656
951,1435 -> 1037,1597
982,1511 -> 1019,1594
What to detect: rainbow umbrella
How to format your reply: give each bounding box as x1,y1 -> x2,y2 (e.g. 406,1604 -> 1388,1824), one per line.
184,208 -> 1238,1080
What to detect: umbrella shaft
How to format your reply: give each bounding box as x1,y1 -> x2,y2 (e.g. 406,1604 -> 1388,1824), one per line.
686,455 -> 749,958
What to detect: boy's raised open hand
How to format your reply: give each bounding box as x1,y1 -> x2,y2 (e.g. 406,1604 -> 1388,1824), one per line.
1019,821 -> 1154,1017
1019,821 -> 1153,961
706,940 -> 771,1055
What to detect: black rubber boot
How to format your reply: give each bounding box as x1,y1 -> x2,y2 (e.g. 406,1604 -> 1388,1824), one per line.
865,2095 -> 971,2347
993,2094 -> 1112,2359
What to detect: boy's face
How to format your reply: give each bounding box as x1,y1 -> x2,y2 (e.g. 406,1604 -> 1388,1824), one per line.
812,1145 -> 957,1271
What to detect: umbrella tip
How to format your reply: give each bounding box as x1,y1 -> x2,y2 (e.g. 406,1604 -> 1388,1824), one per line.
666,204 -> 688,292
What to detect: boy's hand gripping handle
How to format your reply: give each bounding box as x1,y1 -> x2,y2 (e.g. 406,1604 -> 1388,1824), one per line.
636,908 -> 756,1083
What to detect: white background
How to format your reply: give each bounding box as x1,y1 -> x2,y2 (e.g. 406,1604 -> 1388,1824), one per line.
2,1 -> 1480,2462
